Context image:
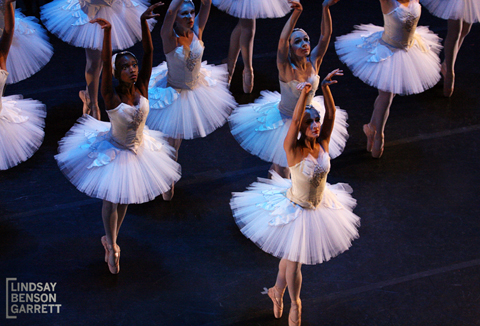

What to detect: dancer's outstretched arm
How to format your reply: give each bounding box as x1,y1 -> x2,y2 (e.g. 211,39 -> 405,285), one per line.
137,2 -> 163,97
310,0 -> 339,72
194,0 -> 211,40
0,0 -> 15,70
91,19 -> 120,110
161,0 -> 186,54
277,1 -> 302,81
319,69 -> 342,150
284,82 -> 312,166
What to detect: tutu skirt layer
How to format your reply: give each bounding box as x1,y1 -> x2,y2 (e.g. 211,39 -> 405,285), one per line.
0,95 -> 46,170
40,0 -> 155,50
55,115 -> 181,204
421,0 -> 480,23
231,171 -> 360,265
335,24 -> 442,95
147,62 -> 236,139
228,91 -> 349,167
212,0 -> 291,19
6,10 -> 53,84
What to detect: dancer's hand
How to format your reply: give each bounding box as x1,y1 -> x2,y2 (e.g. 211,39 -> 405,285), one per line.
90,18 -> 112,31
321,69 -> 343,87
288,0 -> 303,12
297,82 -> 312,93
323,0 -> 340,7
141,2 -> 163,21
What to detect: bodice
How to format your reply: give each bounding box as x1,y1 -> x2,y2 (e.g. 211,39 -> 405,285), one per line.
278,74 -> 320,116
106,95 -> 148,153
287,152 -> 331,209
0,69 -> 8,113
382,0 -> 421,49
166,34 -> 204,90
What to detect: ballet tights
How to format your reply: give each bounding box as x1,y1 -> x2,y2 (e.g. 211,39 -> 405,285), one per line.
369,90 -> 395,143
274,258 -> 302,321
85,48 -> 102,120
102,201 -> 129,247
227,19 -> 256,79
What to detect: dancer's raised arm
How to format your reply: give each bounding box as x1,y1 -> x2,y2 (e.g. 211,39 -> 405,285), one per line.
194,0 -> 211,40
277,1 -> 302,80
318,69 -> 342,150
0,0 -> 15,70
310,0 -> 339,72
161,0 -> 186,53
137,3 -> 163,97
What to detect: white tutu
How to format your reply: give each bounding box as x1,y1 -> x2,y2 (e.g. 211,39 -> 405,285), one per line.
55,115 -> 181,204
4,10 -> 53,84
335,24 -> 442,95
231,171 -> 360,265
0,95 -> 46,170
228,91 -> 349,167
421,0 -> 480,23
147,62 -> 236,139
212,0 -> 291,19
40,0 -> 156,50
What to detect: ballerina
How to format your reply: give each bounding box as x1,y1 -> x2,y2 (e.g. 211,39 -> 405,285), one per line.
40,0 -> 156,119
0,3 -> 53,84
147,0 -> 236,199
230,70 -> 360,326
420,0 -> 480,97
55,3 -> 182,274
212,0 -> 291,93
335,0 -> 442,158
228,0 -> 348,178
0,0 -> 47,170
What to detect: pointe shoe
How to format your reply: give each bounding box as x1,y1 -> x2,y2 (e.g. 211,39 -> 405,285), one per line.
363,124 -> 375,153
79,90 -> 91,115
101,236 -> 108,263
288,303 -> 301,326
371,135 -> 384,159
242,69 -> 254,94
267,286 -> 285,319
441,62 -> 454,98
107,244 -> 120,274
162,183 -> 174,201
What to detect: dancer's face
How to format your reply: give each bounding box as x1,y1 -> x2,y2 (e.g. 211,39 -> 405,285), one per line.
290,30 -> 311,57
301,108 -> 321,139
116,54 -> 138,84
176,3 -> 195,30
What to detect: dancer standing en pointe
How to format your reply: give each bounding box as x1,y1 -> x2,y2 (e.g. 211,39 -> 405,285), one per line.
147,0 -> 236,200
420,0 -> 480,97
228,0 -> 348,178
0,0 -> 47,170
335,0 -> 442,158
55,3 -> 181,274
212,0 -> 291,93
41,0 -> 156,119
230,70 -> 360,326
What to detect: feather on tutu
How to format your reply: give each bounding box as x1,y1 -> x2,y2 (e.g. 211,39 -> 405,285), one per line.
4,10 -> 53,84
421,0 -> 480,23
228,90 -> 349,167
0,95 -> 46,170
147,62 -> 236,139
40,0 -> 156,50
231,171 -> 360,265
55,115 -> 181,204
212,0 -> 291,19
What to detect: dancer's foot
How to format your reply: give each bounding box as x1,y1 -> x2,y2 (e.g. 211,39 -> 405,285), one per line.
363,124 -> 375,153
162,183 -> 174,201
242,68 -> 254,94
101,236 -> 108,263
371,134 -> 384,159
267,286 -> 285,319
79,90 -> 91,115
288,301 -> 302,326
441,62 -> 454,98
107,244 -> 120,274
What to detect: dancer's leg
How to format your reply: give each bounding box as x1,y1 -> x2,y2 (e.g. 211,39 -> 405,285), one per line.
102,200 -> 122,273
270,163 -> 290,179
84,48 -> 102,119
285,260 -> 302,325
162,137 -> 182,201
227,21 -> 242,84
366,90 -> 394,158
442,19 -> 463,97
239,18 -> 255,93
116,204 -> 129,236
